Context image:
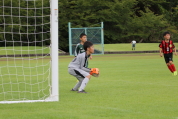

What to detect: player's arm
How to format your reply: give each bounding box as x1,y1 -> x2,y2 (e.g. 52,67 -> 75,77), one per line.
81,67 -> 100,77
81,67 -> 91,72
159,48 -> 163,57
81,63 -> 99,77
172,42 -> 177,56
173,47 -> 177,56
159,43 -> 163,57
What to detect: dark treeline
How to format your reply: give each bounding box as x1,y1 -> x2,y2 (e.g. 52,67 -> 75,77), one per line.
0,0 -> 178,52
59,0 -> 178,52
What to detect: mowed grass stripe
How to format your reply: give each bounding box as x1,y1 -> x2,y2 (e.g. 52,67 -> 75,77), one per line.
104,43 -> 178,51
2,43 -> 178,55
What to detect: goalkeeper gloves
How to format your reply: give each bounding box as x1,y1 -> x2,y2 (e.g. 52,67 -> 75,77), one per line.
90,68 -> 99,77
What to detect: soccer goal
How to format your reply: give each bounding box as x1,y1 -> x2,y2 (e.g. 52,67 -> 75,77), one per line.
0,0 -> 58,103
68,22 -> 104,56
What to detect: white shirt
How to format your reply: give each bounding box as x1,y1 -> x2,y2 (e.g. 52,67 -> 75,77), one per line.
132,40 -> 136,44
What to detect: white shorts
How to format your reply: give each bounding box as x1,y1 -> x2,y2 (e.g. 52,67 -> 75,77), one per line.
68,68 -> 90,80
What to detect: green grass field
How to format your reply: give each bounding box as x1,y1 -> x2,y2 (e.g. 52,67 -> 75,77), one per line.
0,57 -> 51,101
104,43 -> 178,51
1,54 -> 178,119
1,43 -> 178,56
0,46 -> 51,55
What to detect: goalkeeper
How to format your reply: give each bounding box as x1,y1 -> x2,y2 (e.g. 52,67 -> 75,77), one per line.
68,41 -> 99,93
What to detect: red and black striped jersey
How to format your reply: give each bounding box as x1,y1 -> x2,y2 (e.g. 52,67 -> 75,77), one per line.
159,40 -> 175,54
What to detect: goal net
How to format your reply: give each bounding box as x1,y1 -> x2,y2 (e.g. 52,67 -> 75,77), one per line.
0,0 -> 58,103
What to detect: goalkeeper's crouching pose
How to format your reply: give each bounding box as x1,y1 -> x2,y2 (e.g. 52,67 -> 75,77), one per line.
68,41 -> 99,93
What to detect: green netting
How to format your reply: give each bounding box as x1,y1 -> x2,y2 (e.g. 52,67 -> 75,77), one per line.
68,22 -> 104,56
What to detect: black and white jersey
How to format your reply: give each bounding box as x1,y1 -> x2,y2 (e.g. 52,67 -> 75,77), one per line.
74,43 -> 85,57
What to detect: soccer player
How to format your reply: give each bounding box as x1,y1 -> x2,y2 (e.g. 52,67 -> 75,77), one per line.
74,33 -> 86,56
159,31 -> 177,75
68,41 -> 97,93
74,33 -> 92,60
131,40 -> 136,50
73,33 -> 92,68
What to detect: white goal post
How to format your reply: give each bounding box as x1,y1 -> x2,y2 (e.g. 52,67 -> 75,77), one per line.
0,0 -> 58,103
50,0 -> 59,102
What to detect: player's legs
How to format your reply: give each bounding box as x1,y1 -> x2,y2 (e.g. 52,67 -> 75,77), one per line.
166,59 -> 173,72
132,44 -> 133,50
167,62 -> 173,73
168,61 -> 177,76
164,53 -> 177,75
167,61 -> 177,75
78,75 -> 91,93
73,69 -> 91,93
133,44 -> 135,50
68,68 -> 91,92
164,54 -> 173,73
134,44 -> 136,50
132,44 -> 135,50
71,77 -> 83,91
168,53 -> 176,75
68,68 -> 83,91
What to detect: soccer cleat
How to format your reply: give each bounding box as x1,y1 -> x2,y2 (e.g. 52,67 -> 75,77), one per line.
71,88 -> 78,91
77,90 -> 87,93
173,71 -> 177,76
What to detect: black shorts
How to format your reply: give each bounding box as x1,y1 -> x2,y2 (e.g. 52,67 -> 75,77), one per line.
164,53 -> 173,63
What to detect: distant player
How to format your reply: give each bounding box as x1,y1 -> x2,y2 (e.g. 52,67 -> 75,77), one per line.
74,33 -> 87,56
159,31 -> 177,75
74,33 -> 92,67
68,41 -> 99,93
131,40 -> 136,50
